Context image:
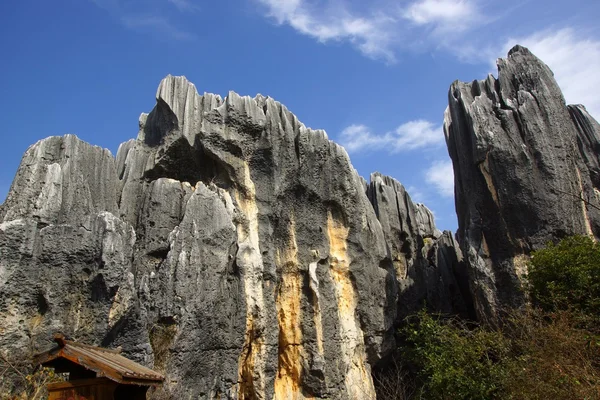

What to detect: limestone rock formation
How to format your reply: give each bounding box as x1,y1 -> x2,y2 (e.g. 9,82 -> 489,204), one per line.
0,75 -> 463,399
444,45 -> 600,321
367,173 -> 473,319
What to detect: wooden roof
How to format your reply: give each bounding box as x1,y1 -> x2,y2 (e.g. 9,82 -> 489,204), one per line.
34,334 -> 164,386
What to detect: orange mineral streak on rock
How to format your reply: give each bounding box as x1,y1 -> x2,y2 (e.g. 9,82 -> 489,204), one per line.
238,315 -> 263,400
480,153 -> 500,206
274,220 -> 307,400
326,211 -> 376,400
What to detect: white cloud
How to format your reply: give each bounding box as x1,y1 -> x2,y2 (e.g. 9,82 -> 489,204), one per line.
498,28 -> 600,120
404,0 -> 477,30
256,0 -> 483,62
257,0 -> 396,62
339,120 -> 444,153
425,159 -> 454,197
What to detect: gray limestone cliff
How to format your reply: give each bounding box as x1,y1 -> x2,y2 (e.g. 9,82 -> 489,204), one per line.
444,45 -> 600,321
367,173 -> 474,320
0,76 -> 464,399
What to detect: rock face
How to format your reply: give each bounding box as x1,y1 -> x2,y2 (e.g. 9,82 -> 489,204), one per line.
367,173 -> 474,320
0,76 -> 465,399
444,45 -> 600,321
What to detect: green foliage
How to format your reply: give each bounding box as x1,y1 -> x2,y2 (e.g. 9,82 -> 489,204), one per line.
528,235 -> 600,314
400,311 -> 511,400
388,309 -> 600,400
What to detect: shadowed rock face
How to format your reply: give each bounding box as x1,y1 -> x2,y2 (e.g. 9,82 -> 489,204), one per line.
444,45 -> 600,321
367,173 -> 474,320
0,75 -> 466,399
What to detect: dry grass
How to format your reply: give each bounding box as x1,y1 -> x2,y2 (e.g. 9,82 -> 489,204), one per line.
504,309 -> 600,400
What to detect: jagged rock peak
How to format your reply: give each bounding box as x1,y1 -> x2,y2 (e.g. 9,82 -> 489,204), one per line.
445,45 -> 600,321
507,44 -> 530,57
368,172 -> 440,239
0,134 -> 118,225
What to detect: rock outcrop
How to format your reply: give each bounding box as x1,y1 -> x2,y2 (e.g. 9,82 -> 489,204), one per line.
367,173 -> 474,320
0,76 -> 465,399
444,45 -> 600,321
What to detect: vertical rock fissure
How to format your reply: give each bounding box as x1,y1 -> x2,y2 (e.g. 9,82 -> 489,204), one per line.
236,164 -> 267,400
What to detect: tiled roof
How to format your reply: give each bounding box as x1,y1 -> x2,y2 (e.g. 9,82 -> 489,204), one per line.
34,334 -> 164,386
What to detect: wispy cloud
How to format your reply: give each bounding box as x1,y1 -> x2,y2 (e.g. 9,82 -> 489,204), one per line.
424,159 -> 454,198
496,28 -> 600,120
91,0 -> 195,40
339,120 -> 444,153
256,0 -> 396,62
256,0 -> 484,62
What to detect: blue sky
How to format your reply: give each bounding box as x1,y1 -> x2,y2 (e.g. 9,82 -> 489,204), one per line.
1,0 -> 599,231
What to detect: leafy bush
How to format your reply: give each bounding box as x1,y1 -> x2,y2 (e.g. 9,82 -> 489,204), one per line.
384,309 -> 600,400
399,311 -> 510,400
528,235 -> 600,314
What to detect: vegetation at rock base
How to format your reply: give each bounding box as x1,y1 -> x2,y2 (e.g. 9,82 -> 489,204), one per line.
0,354 -> 63,400
375,235 -> 600,400
528,235 -> 600,315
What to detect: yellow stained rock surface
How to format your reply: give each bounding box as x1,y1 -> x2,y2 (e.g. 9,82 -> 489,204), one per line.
326,211 -> 375,399
479,154 -> 500,206
238,315 -> 264,400
274,219 -> 312,400
576,168 -> 594,236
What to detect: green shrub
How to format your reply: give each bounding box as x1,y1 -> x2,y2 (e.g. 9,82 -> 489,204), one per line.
528,235 -> 600,314
388,309 -> 600,400
400,310 -> 511,400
